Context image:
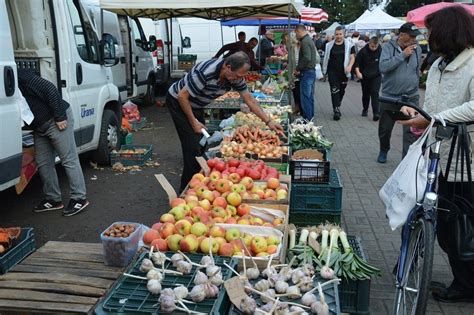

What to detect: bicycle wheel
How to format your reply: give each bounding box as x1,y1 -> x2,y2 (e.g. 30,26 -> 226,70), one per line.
393,217 -> 435,315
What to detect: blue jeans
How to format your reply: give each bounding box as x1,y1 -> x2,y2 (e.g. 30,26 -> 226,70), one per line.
299,69 -> 316,120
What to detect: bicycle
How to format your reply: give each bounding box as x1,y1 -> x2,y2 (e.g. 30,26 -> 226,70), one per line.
379,96 -> 462,315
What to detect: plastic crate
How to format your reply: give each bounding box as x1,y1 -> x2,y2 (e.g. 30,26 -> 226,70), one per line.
110,144 -> 153,167
229,275 -> 340,315
100,222 -> 142,267
129,117 -> 147,131
178,60 -> 195,71
290,149 -> 331,183
267,63 -> 282,70
99,251 -> 237,314
289,211 -> 341,226
339,236 -> 370,315
178,54 -> 197,62
0,228 -> 35,274
290,169 -> 342,213
265,162 -> 289,175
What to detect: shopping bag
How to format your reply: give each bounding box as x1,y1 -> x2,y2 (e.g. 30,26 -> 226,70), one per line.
315,64 -> 324,80
379,120 -> 434,230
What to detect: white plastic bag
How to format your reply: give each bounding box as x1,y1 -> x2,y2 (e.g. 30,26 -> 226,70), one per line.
315,64 -> 324,80
379,120 -> 434,230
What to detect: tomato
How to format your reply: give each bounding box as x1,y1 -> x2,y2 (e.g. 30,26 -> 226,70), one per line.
215,161 -> 226,172
228,159 -> 240,168
248,169 -> 261,180
207,158 -> 218,169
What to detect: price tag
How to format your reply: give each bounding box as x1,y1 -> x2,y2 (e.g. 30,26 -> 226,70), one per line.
224,276 -> 247,311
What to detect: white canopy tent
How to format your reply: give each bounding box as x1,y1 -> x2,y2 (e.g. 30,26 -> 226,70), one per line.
347,7 -> 403,31
323,22 -> 341,35
99,0 -> 301,20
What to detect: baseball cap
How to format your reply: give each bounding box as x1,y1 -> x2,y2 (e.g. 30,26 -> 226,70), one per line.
399,22 -> 421,37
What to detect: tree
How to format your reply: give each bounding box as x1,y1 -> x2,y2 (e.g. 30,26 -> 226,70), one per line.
305,0 -> 370,24
385,0 -> 448,17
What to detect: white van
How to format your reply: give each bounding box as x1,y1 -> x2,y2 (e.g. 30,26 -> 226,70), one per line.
84,1 -> 157,105
0,0 -> 121,191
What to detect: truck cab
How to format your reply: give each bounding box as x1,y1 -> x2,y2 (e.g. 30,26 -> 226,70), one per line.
0,0 -> 121,192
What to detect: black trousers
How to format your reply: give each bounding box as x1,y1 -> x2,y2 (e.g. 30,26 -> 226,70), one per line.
378,98 -> 419,157
361,76 -> 381,115
292,81 -> 302,116
328,72 -> 348,109
166,93 -> 205,192
437,181 -> 474,290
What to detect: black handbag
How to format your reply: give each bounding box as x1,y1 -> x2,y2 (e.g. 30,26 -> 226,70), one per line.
437,123 -> 474,260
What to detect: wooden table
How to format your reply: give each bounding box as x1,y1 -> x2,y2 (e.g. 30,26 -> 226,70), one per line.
0,241 -> 123,314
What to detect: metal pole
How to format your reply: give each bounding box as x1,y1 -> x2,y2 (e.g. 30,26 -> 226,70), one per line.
170,18 -> 174,71
234,27 -> 237,41
220,24 -> 224,46
288,4 -> 294,107
258,18 -> 262,66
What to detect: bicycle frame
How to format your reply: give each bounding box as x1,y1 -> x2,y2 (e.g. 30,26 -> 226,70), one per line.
396,139 -> 441,285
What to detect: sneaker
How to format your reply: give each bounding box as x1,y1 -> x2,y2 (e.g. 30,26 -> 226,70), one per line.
63,199 -> 89,217
333,107 -> 341,121
33,200 -> 64,213
362,110 -> 368,117
373,114 -> 380,121
377,151 -> 388,163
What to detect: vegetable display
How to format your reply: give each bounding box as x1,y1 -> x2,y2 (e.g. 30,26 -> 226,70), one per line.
290,120 -> 333,151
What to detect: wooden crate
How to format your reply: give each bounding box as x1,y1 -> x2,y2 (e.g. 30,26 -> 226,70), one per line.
0,241 -> 124,314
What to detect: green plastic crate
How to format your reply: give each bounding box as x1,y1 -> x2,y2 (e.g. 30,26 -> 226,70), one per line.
130,117 -> 147,131
177,54 -> 197,62
110,144 -> 153,167
265,162 -> 289,175
0,228 -> 36,274
290,169 -> 342,213
339,236 -> 370,315
289,211 -> 341,226
97,251 -> 237,315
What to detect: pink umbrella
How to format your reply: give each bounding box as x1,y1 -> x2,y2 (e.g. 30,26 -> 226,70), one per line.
407,2 -> 474,27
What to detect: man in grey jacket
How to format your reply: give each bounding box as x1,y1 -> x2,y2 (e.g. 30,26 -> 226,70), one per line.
377,22 -> 422,163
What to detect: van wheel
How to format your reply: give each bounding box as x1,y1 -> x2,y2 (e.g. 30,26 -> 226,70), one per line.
92,109 -> 120,165
143,80 -> 156,106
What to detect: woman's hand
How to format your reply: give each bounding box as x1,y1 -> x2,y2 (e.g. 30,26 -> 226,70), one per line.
398,115 -> 430,128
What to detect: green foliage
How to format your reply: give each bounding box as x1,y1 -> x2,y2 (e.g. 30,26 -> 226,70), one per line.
386,0 -> 441,17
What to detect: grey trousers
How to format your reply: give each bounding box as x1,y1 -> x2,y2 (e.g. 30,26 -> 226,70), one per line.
34,107 -> 86,201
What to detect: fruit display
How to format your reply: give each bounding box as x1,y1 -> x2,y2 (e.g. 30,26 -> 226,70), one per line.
290,119 -> 334,151
221,126 -> 288,159
245,72 -> 262,82
0,227 -> 21,255
122,101 -> 141,122
215,91 -> 240,101
205,158 -> 281,181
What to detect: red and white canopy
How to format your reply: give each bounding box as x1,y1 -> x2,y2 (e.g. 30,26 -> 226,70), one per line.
299,7 -> 329,23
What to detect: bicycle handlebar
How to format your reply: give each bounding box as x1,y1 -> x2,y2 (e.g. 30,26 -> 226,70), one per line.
379,95 -> 433,122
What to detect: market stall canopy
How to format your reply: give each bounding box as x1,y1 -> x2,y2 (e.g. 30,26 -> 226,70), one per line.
347,7 -> 404,30
323,22 -> 341,35
220,7 -> 327,26
99,0 -> 301,20
407,2 -> 474,27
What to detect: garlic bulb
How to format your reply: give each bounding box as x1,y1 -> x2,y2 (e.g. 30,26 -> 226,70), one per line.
319,266 -> 335,279
193,270 -> 208,285
278,266 -> 294,281
311,301 -> 329,315
171,253 -> 184,266
254,279 -> 271,292
302,264 -> 315,277
190,284 -> 207,302
151,252 -> 167,266
209,272 -> 224,286
291,268 -> 305,284
147,279 -> 162,294
205,283 -> 219,298
173,286 -> 189,300
139,258 -> 154,273
286,285 -> 301,299
206,265 -> 221,277
290,305 -> 309,315
243,279 -> 253,294
268,273 -> 282,287
262,266 -> 277,279
261,288 -> 276,303
260,302 -> 275,312
299,276 -> 314,293
200,255 -> 214,267
246,267 -> 260,280
159,294 -> 176,313
160,288 -> 175,297
275,280 -> 289,294
176,260 -> 192,274
146,269 -> 163,281
240,296 -> 257,314
301,292 -> 317,306
274,303 -> 290,315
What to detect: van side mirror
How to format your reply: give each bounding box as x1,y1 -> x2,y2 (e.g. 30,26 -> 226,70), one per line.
182,36 -> 191,48
101,33 -> 119,66
149,35 -> 157,51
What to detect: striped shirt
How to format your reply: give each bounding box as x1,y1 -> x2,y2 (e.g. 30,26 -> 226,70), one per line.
169,58 -> 247,108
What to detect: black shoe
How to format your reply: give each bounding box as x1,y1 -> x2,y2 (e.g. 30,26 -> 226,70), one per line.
362,110 -> 368,117
33,199 -> 64,213
63,199 -> 89,217
432,285 -> 474,303
377,151 -> 388,163
333,107 -> 341,121
373,114 -> 380,121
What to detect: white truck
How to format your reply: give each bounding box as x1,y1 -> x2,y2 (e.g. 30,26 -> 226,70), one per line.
0,0 -> 122,191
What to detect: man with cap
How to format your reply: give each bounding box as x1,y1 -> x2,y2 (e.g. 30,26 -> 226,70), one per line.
377,22 -> 422,163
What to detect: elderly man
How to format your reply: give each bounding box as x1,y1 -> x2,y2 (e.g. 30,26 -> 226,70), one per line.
256,30 -> 275,66
294,24 -> 318,120
167,52 -> 284,191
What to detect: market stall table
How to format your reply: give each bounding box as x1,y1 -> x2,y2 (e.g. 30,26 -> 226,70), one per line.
0,241 -> 124,314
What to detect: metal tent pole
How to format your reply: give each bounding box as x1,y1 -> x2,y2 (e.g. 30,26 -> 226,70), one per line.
288,4 -> 294,107
220,24 -> 224,46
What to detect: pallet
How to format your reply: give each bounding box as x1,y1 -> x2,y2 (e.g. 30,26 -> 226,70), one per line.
0,241 -> 124,314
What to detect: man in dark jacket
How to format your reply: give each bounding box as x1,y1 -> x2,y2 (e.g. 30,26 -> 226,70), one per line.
18,68 -> 89,216
355,37 -> 382,120
256,30 -> 274,66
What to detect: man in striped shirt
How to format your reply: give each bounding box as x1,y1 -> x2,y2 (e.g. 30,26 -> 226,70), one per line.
167,52 -> 284,191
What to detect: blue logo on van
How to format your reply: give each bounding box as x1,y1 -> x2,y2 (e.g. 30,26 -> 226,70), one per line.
81,106 -> 95,118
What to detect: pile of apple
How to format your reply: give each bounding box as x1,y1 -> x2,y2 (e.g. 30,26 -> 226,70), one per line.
207,158 -> 280,181
143,222 -> 281,257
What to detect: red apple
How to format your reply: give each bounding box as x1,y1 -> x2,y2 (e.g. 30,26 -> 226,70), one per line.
215,178 -> 230,193
209,226 -> 226,238
170,198 -> 186,208
209,170 -> 221,182
237,203 -> 251,216
160,222 -> 176,239
207,158 -> 218,169
215,160 -> 226,172
240,176 -> 254,190
143,229 -> 160,245
267,178 -> 280,190
219,242 -> 234,256
227,192 -> 242,207
213,196 -> 227,208
151,238 -> 168,251
229,173 -> 241,184
151,222 -> 163,231
250,236 -> 268,254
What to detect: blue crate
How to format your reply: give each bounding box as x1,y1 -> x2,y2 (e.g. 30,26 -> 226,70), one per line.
0,228 -> 36,274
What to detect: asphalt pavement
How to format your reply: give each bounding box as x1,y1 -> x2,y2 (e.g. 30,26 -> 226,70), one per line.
1,81 -> 472,314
